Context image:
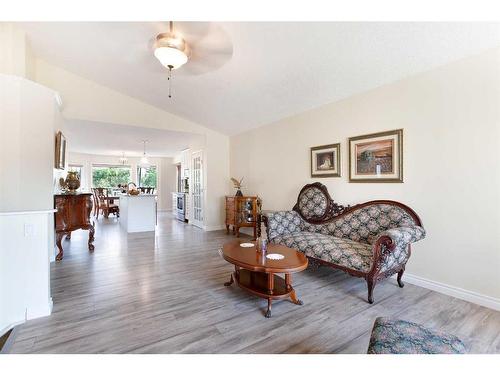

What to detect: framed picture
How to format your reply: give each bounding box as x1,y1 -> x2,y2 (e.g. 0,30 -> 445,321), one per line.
55,131 -> 66,170
349,129 -> 403,182
311,143 -> 341,177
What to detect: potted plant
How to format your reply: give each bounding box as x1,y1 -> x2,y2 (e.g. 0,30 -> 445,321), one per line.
231,177 -> 244,197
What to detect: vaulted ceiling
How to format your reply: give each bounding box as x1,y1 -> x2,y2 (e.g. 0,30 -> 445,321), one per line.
65,120 -> 204,157
20,22 -> 500,135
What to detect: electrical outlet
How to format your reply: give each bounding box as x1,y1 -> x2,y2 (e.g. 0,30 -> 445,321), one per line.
24,223 -> 34,237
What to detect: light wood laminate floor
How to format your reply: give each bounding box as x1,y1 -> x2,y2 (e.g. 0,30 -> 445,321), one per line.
8,213 -> 500,353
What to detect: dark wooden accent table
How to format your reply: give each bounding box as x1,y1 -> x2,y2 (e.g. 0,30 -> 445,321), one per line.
221,240 -> 308,318
54,193 -> 95,261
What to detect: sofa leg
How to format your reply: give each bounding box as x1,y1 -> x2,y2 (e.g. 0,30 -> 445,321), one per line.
397,268 -> 405,288
367,278 -> 376,304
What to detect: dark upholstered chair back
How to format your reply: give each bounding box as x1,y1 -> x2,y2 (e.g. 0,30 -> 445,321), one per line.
292,182 -> 347,223
296,185 -> 328,219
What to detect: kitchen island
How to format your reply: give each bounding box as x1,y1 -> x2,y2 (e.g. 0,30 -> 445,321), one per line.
119,194 -> 157,233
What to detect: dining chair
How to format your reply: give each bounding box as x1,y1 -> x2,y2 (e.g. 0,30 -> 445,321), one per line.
96,187 -> 120,219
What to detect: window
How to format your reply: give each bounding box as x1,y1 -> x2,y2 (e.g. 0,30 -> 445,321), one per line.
92,165 -> 131,188
137,165 -> 157,188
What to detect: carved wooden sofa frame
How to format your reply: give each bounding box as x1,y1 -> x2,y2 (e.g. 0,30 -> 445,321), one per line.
262,182 -> 425,304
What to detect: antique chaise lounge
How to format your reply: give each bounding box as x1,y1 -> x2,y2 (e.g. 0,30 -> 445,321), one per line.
263,183 -> 426,303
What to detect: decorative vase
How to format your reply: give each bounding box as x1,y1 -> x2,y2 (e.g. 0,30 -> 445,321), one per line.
60,171 -> 80,193
235,189 -> 243,197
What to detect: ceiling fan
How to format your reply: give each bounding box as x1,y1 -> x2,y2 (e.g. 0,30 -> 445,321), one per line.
151,21 -> 233,98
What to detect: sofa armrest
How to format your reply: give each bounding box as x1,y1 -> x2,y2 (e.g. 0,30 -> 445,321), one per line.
264,210 -> 303,241
372,226 -> 426,273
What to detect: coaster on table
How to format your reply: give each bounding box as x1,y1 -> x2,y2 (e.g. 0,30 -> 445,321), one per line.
266,253 -> 284,260
239,243 -> 254,248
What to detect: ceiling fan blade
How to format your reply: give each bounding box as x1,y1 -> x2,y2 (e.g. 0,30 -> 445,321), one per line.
181,49 -> 233,75
174,22 -> 213,41
181,25 -> 233,75
122,36 -> 166,74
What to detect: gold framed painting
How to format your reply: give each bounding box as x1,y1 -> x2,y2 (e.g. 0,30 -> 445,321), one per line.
311,143 -> 341,178
55,131 -> 66,170
349,129 -> 403,183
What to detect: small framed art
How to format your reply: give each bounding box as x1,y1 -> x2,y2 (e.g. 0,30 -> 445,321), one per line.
310,143 -> 341,178
348,129 -> 403,182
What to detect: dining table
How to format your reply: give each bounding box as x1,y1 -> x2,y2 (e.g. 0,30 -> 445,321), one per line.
103,196 -> 120,204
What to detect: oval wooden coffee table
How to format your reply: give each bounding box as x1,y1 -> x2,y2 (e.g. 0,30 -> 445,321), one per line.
221,240 -> 308,318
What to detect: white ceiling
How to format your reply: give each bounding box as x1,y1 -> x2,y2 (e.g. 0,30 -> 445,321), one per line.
21,22 -> 500,135
65,119 -> 204,157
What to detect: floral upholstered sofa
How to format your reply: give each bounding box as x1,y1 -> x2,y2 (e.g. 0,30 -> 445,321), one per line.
263,183 -> 426,303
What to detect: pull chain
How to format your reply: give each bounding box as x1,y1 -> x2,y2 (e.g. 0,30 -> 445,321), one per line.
168,65 -> 173,98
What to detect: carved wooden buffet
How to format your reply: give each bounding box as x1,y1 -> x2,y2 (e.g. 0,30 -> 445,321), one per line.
225,196 -> 259,240
54,193 -> 95,261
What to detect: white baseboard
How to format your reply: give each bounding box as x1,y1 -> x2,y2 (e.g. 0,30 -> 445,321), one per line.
0,299 -> 53,338
204,225 -> 226,231
398,273 -> 500,312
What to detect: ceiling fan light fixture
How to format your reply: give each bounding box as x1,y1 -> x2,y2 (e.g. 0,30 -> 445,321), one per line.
154,33 -> 189,70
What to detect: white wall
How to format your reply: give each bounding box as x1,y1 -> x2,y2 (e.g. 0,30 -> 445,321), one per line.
0,74 -> 58,212
0,212 -> 53,336
230,48 -> 500,303
0,23 -> 35,80
0,74 -> 55,335
67,152 -> 176,211
34,58 -> 230,229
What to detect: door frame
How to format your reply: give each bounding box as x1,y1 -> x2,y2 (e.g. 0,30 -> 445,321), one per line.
191,150 -> 204,228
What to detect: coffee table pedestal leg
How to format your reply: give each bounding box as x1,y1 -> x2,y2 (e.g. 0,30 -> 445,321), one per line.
222,266 -> 305,318
267,272 -> 274,295
265,298 -> 272,318
224,273 -> 234,287
286,273 -> 303,305
265,273 -> 275,318
224,266 -> 240,287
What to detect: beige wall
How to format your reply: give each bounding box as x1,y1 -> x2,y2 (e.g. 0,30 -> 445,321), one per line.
230,48 -> 500,300
160,158 -> 178,211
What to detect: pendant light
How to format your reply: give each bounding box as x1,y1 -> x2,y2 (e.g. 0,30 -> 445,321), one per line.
140,140 -> 150,166
119,152 -> 128,165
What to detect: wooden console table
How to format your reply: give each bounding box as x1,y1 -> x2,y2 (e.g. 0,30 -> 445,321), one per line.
54,193 -> 95,261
